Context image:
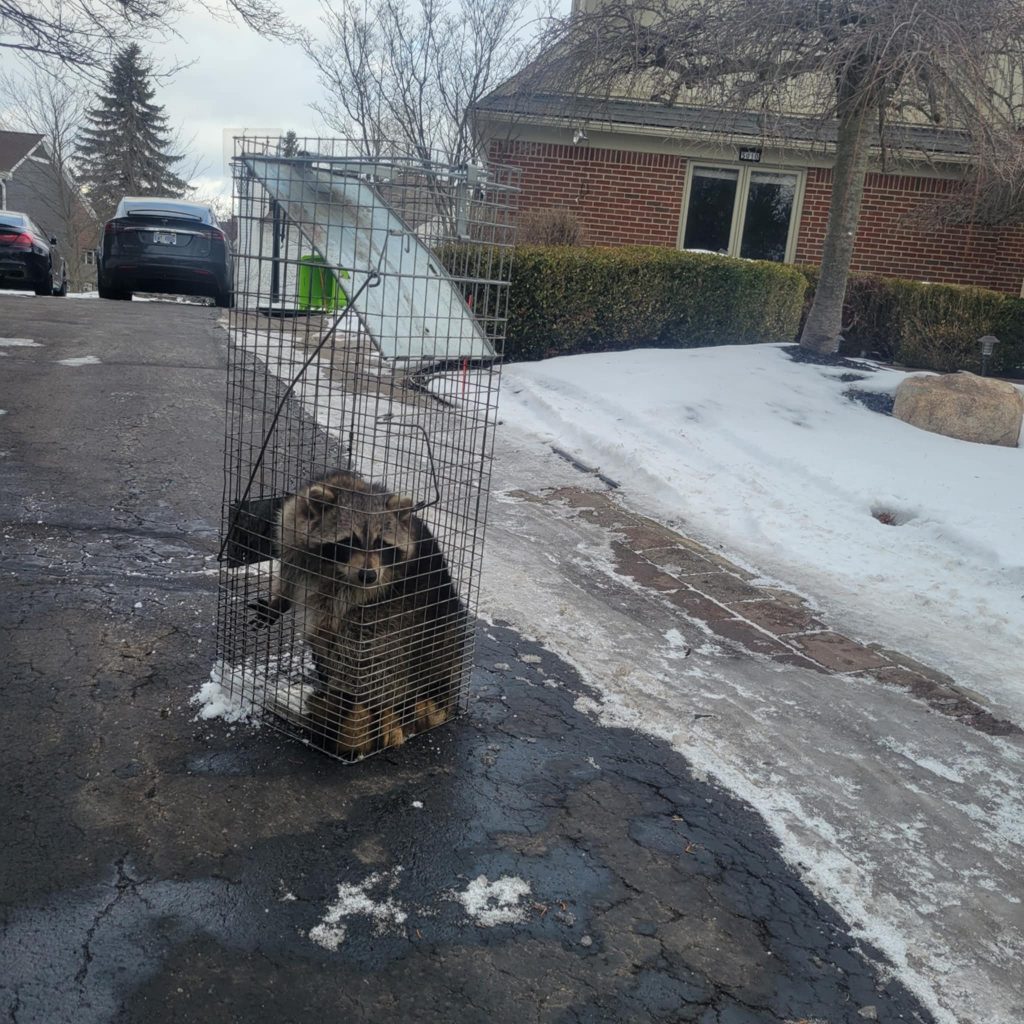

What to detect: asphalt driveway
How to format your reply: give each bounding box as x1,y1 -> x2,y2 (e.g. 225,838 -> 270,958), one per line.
0,294 -> 933,1024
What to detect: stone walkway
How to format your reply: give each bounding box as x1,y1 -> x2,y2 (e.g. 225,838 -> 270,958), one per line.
517,486 -> 1020,739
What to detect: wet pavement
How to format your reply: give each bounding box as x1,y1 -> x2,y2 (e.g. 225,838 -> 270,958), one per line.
0,296 -> 937,1023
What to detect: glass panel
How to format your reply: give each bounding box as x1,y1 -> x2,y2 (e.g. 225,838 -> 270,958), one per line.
739,171 -> 797,262
683,167 -> 739,254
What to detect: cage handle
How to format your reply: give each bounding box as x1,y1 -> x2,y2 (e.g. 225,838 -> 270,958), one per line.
369,414 -> 443,513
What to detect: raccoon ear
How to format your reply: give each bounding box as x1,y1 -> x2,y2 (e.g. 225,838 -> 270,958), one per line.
295,484 -> 337,521
385,493 -> 415,516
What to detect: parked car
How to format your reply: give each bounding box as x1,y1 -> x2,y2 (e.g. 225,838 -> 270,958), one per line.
0,210 -> 68,296
97,197 -> 234,306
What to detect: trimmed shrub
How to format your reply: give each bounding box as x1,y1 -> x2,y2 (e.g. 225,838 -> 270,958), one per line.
444,245 -> 807,362
517,207 -> 585,246
798,270 -> 1024,376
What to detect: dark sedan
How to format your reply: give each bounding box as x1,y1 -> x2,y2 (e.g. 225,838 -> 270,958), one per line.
0,211 -> 68,296
98,197 -> 234,306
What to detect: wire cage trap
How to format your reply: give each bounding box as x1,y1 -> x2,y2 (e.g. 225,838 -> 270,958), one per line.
216,136 -> 518,760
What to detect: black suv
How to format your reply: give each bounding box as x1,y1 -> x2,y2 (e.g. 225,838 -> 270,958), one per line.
98,197 -> 234,306
0,211 -> 69,296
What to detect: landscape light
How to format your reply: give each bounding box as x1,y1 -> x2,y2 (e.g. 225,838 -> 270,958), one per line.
978,334 -> 999,376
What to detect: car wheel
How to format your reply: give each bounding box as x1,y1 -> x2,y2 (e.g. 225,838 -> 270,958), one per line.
54,275 -> 68,297
214,289 -> 234,309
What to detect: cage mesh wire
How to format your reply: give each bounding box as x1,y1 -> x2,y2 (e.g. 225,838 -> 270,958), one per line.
216,136 -> 518,760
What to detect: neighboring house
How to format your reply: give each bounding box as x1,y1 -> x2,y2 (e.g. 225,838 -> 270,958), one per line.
0,130 -> 99,290
473,27 -> 1024,296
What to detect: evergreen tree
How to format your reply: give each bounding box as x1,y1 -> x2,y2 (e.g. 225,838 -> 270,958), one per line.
77,44 -> 189,221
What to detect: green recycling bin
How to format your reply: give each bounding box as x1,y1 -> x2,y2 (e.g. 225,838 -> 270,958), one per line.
298,254 -> 349,312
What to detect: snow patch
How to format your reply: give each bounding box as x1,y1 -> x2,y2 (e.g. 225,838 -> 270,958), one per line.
192,653 -> 317,727
308,870 -> 407,951
663,628 -> 691,659
500,345 -> 1024,713
0,338 -> 40,347
57,355 -> 101,366
190,662 -> 252,724
451,874 -> 532,926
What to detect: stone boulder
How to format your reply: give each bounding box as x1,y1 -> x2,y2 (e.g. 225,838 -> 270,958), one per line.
892,372 -> 1023,447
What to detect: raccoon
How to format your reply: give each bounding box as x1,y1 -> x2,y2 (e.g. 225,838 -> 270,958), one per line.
252,469 -> 468,758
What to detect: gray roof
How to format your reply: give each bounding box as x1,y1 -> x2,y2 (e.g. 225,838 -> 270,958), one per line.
475,92 -> 974,159
0,131 -> 44,173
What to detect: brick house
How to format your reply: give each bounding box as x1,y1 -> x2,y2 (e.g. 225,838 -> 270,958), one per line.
473,62 -> 1024,297
0,130 -> 99,290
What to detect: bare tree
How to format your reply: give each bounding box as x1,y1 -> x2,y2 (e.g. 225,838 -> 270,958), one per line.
0,63 -> 97,289
304,0 -> 536,166
522,0 -> 1024,353
1,0 -> 290,69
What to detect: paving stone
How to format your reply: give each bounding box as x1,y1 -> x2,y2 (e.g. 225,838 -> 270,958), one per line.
685,572 -> 765,606
621,522 -> 688,551
788,633 -> 892,673
666,587 -> 735,622
506,488 -> 545,504
708,618 -> 795,656
866,645 -> 957,687
689,548 -> 758,580
546,486 -> 612,510
578,505 -> 633,529
870,665 -> 952,699
610,544 -> 683,591
643,545 -> 717,576
769,652 -> 827,673
740,587 -> 810,610
734,600 -> 826,636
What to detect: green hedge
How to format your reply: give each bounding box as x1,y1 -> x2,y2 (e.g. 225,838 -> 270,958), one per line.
799,267 -> 1024,376
442,241 -> 1022,373
440,244 -> 808,362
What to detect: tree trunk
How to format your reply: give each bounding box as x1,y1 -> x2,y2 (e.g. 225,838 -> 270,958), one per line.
798,100 -> 876,354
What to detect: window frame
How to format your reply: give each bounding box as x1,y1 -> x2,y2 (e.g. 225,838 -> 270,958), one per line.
677,162 -> 806,264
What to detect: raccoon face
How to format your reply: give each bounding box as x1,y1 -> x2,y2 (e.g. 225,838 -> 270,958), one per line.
282,479 -> 416,596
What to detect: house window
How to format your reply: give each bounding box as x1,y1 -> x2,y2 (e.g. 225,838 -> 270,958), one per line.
681,165 -> 801,262
83,249 -> 96,266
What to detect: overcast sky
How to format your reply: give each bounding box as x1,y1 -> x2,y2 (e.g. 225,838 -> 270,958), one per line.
0,1 -> 560,202
150,5 -> 324,200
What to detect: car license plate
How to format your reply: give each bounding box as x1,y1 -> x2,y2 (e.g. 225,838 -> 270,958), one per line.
154,231 -> 176,245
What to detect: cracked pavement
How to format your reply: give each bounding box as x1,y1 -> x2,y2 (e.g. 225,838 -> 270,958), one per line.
0,296 -> 947,1023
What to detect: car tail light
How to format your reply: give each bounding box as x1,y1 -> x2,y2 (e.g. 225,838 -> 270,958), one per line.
0,232 -> 33,249
206,227 -> 226,243
104,221 -> 129,236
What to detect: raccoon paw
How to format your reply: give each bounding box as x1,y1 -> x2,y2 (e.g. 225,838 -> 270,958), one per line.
414,698 -> 450,732
378,707 -> 407,751
335,702 -> 375,758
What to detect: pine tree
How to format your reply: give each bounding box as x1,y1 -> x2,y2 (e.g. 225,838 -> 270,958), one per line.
77,44 -> 189,221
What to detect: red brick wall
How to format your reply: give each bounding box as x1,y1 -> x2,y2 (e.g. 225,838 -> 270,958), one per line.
491,140 -> 1024,294
491,140 -> 687,247
796,168 -> 1024,294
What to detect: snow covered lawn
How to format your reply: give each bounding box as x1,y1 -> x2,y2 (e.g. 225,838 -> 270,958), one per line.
500,343 -> 1024,716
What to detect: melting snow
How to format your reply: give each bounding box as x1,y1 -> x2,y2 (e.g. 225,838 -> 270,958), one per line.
500,344 -> 1024,713
308,870 -> 407,951
451,874 -> 532,926
57,355 -> 101,366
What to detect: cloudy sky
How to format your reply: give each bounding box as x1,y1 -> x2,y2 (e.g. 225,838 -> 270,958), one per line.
0,0 -> 558,202
150,5 -> 324,199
